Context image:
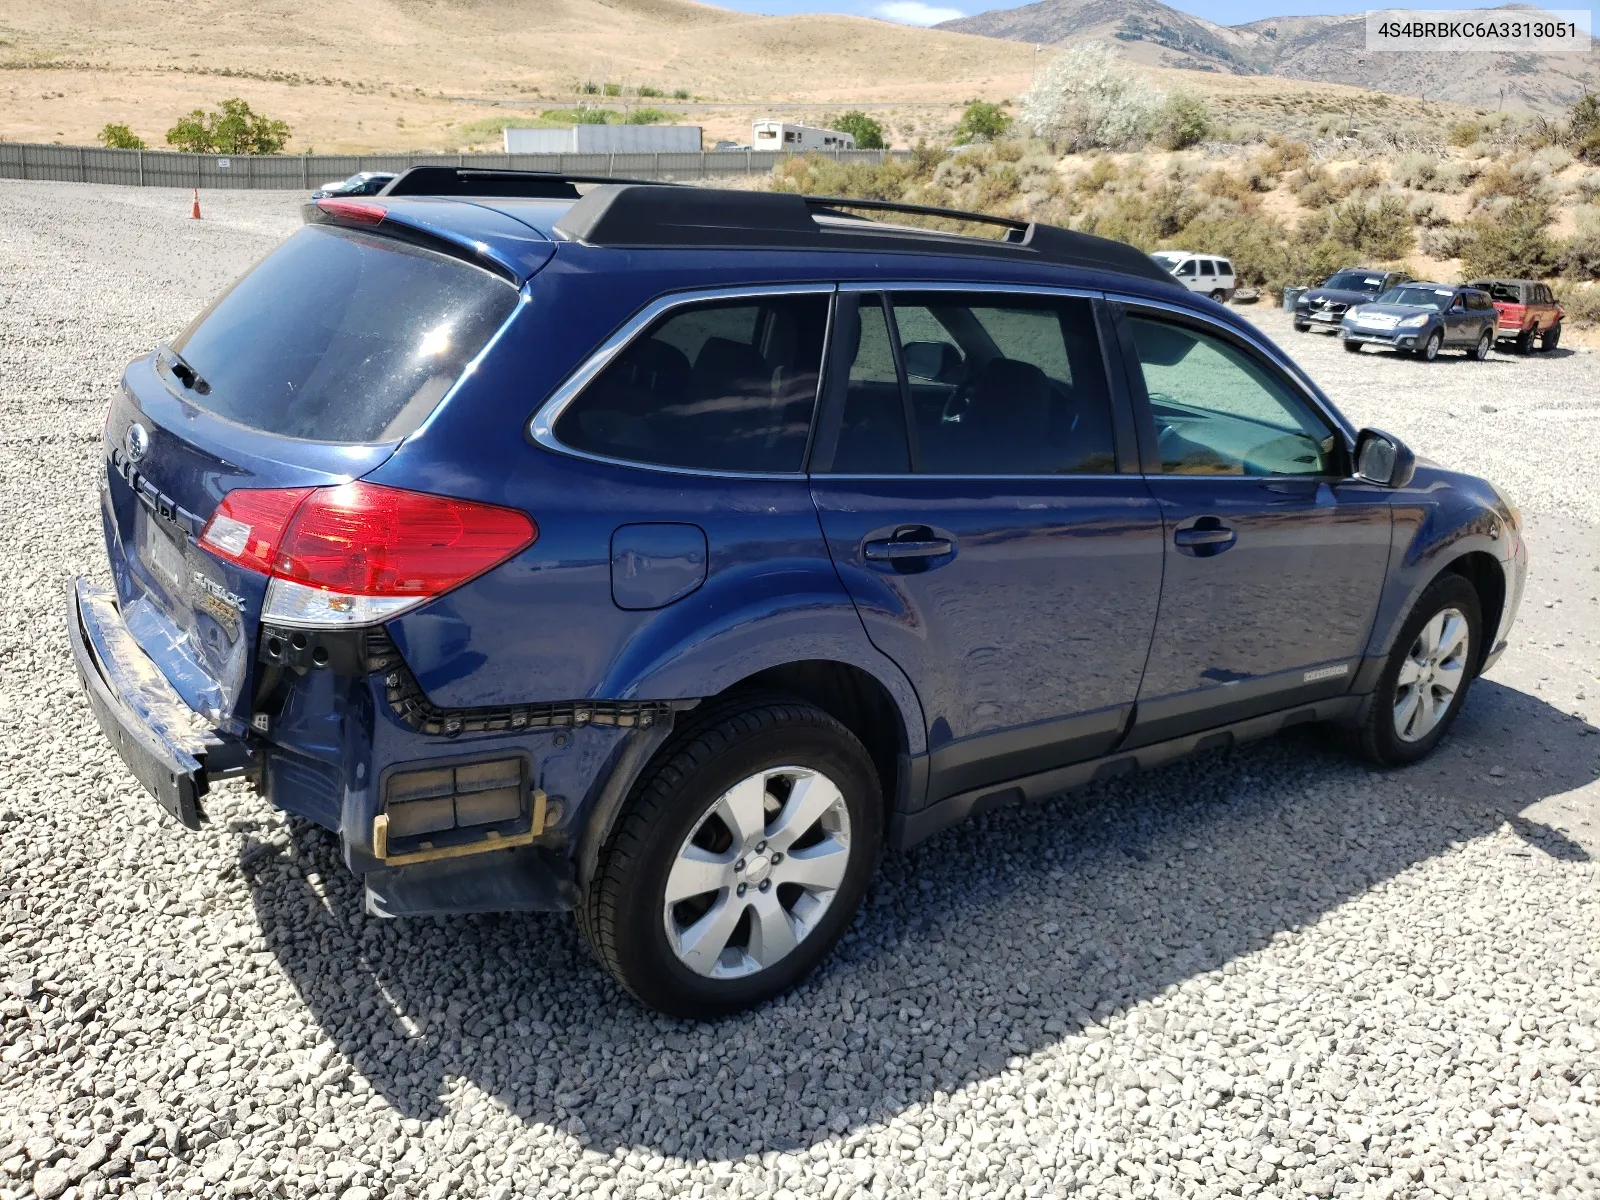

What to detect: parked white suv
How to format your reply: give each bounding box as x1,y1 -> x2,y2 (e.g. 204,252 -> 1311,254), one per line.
1151,251 -> 1236,302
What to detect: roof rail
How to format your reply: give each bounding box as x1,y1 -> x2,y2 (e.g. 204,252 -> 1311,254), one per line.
379,167 -> 1178,286
382,165 -> 671,200
556,185 -> 1179,286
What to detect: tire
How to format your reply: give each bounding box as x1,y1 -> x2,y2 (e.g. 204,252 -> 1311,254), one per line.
1541,322 -> 1561,351
1347,574 -> 1482,767
1470,330 -> 1492,361
1209,289 -> 1227,302
1293,321 -> 1310,333
1342,338 -> 1363,353
1416,330 -> 1442,361
579,697 -> 883,1017
1514,328 -> 1534,354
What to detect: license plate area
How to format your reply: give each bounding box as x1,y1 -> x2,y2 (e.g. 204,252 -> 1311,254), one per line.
138,508 -> 189,600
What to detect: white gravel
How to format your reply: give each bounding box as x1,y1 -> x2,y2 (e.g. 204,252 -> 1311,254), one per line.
2,180 -> 1597,1200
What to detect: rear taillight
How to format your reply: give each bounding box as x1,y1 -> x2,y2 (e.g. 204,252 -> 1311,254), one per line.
199,482 -> 536,628
200,486 -> 315,575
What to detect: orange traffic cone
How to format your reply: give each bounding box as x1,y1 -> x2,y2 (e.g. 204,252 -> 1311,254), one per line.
191,187 -> 201,219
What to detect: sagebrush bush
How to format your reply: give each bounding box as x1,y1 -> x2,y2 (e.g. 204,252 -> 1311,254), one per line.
1448,120 -> 1482,148
1459,199 -> 1558,277
1254,135 -> 1310,180
1473,157 -> 1554,204
1553,280 -> 1600,324
1324,192 -> 1414,259
1021,42 -> 1164,153
1421,225 -> 1474,259
1575,172 -> 1600,203
1408,195 -> 1451,228
1557,206 -> 1600,279
1154,93 -> 1209,150
1394,153 -> 1440,190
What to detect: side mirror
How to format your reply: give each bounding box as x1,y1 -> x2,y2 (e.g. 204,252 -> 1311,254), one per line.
1354,428 -> 1416,488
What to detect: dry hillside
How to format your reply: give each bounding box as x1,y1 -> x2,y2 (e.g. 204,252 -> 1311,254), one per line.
0,0 -> 1039,151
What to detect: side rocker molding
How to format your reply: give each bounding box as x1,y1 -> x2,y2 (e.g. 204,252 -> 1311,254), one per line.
890,694 -> 1365,850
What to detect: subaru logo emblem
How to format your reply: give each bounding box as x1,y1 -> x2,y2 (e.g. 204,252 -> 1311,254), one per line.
124,423 -> 150,463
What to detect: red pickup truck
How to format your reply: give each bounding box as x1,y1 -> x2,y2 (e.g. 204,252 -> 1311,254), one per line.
1469,278 -> 1564,352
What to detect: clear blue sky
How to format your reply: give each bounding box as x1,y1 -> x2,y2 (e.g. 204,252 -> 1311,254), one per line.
706,0 -> 1577,28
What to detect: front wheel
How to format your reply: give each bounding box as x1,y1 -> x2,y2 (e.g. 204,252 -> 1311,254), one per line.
1541,322 -> 1561,351
1348,574 -> 1481,766
1416,330 -> 1443,361
1470,330 -> 1492,360
1293,321 -> 1311,333
579,698 -> 882,1017
1342,338 -> 1363,353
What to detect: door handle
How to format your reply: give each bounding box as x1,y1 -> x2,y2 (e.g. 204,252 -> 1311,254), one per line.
863,537 -> 954,561
1174,519 -> 1236,556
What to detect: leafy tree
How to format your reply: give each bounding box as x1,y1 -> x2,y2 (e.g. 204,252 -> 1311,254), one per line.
1325,192 -> 1414,259
1020,41 -> 1163,154
1155,93 -> 1210,150
831,111 -> 885,150
952,101 -> 1010,145
98,123 -> 146,150
166,98 -> 291,154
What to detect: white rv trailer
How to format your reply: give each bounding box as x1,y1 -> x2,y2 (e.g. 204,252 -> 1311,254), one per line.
751,121 -> 856,151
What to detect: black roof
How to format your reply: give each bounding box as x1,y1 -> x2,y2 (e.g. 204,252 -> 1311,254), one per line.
378,167 -> 1181,287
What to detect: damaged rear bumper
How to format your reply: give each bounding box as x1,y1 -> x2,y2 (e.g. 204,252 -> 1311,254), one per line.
67,578 -> 254,829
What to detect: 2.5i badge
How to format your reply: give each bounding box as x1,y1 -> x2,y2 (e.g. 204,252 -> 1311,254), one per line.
1303,664 -> 1351,684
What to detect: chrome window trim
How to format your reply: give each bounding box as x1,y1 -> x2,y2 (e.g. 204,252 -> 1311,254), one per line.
527,282 -> 838,480
838,280 -> 1102,300
1106,290 -> 1358,448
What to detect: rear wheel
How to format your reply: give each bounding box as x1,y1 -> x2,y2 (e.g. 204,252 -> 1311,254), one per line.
1470,330 -> 1492,361
1514,328 -> 1534,354
1347,574 -> 1481,766
579,698 -> 882,1017
1417,330 -> 1443,361
1209,289 -> 1227,302
1541,322 -> 1562,351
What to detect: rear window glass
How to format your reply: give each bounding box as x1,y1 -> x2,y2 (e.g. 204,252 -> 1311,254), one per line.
168,226 -> 519,443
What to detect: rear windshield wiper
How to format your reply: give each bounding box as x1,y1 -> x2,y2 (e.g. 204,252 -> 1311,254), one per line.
163,346 -> 211,396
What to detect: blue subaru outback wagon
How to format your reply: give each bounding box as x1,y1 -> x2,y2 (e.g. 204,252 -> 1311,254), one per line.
69,167 -> 1527,1016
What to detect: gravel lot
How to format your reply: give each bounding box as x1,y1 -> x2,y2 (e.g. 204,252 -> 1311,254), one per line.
2,181 -> 1597,1200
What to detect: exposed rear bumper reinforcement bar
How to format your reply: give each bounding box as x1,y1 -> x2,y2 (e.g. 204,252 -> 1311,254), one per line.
66,579 -> 255,830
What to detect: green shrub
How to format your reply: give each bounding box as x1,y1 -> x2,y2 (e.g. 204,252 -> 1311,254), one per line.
1459,199 -> 1557,277
602,83 -> 623,97
1557,206 -> 1600,278
636,86 -> 662,98
1569,93 -> 1600,162
1325,192 -> 1414,259
952,101 -> 1011,145
1254,135 -> 1309,180
538,107 -> 616,125
1393,152 -> 1439,189
1553,280 -> 1600,325
625,107 -> 673,125
831,111 -> 886,150
1447,120 -> 1482,148
98,123 -> 145,150
1155,93 -> 1209,151
673,89 -> 691,101
165,98 -> 290,154
580,81 -> 600,95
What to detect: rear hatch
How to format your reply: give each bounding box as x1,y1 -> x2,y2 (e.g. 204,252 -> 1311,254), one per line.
1493,300 -> 1528,331
104,215 -> 530,732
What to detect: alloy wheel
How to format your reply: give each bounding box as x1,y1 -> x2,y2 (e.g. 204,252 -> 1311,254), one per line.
1393,607 -> 1470,742
663,766 -> 851,979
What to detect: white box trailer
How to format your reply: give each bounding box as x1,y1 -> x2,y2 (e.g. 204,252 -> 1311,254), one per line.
751,121 -> 856,151
504,124 -> 703,154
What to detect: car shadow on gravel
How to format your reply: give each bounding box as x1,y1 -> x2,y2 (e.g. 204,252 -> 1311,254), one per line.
239,677 -> 1596,1160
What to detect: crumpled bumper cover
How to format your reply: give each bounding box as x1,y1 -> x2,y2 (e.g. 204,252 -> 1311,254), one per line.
66,578 -> 254,830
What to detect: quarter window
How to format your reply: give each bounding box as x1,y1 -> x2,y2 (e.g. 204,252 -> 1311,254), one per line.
1127,316 -> 1336,477
553,293 -> 829,473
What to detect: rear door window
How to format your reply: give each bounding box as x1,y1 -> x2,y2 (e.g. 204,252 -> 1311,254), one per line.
168,225 -> 520,443
828,292 -> 1117,476
553,293 -> 830,473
